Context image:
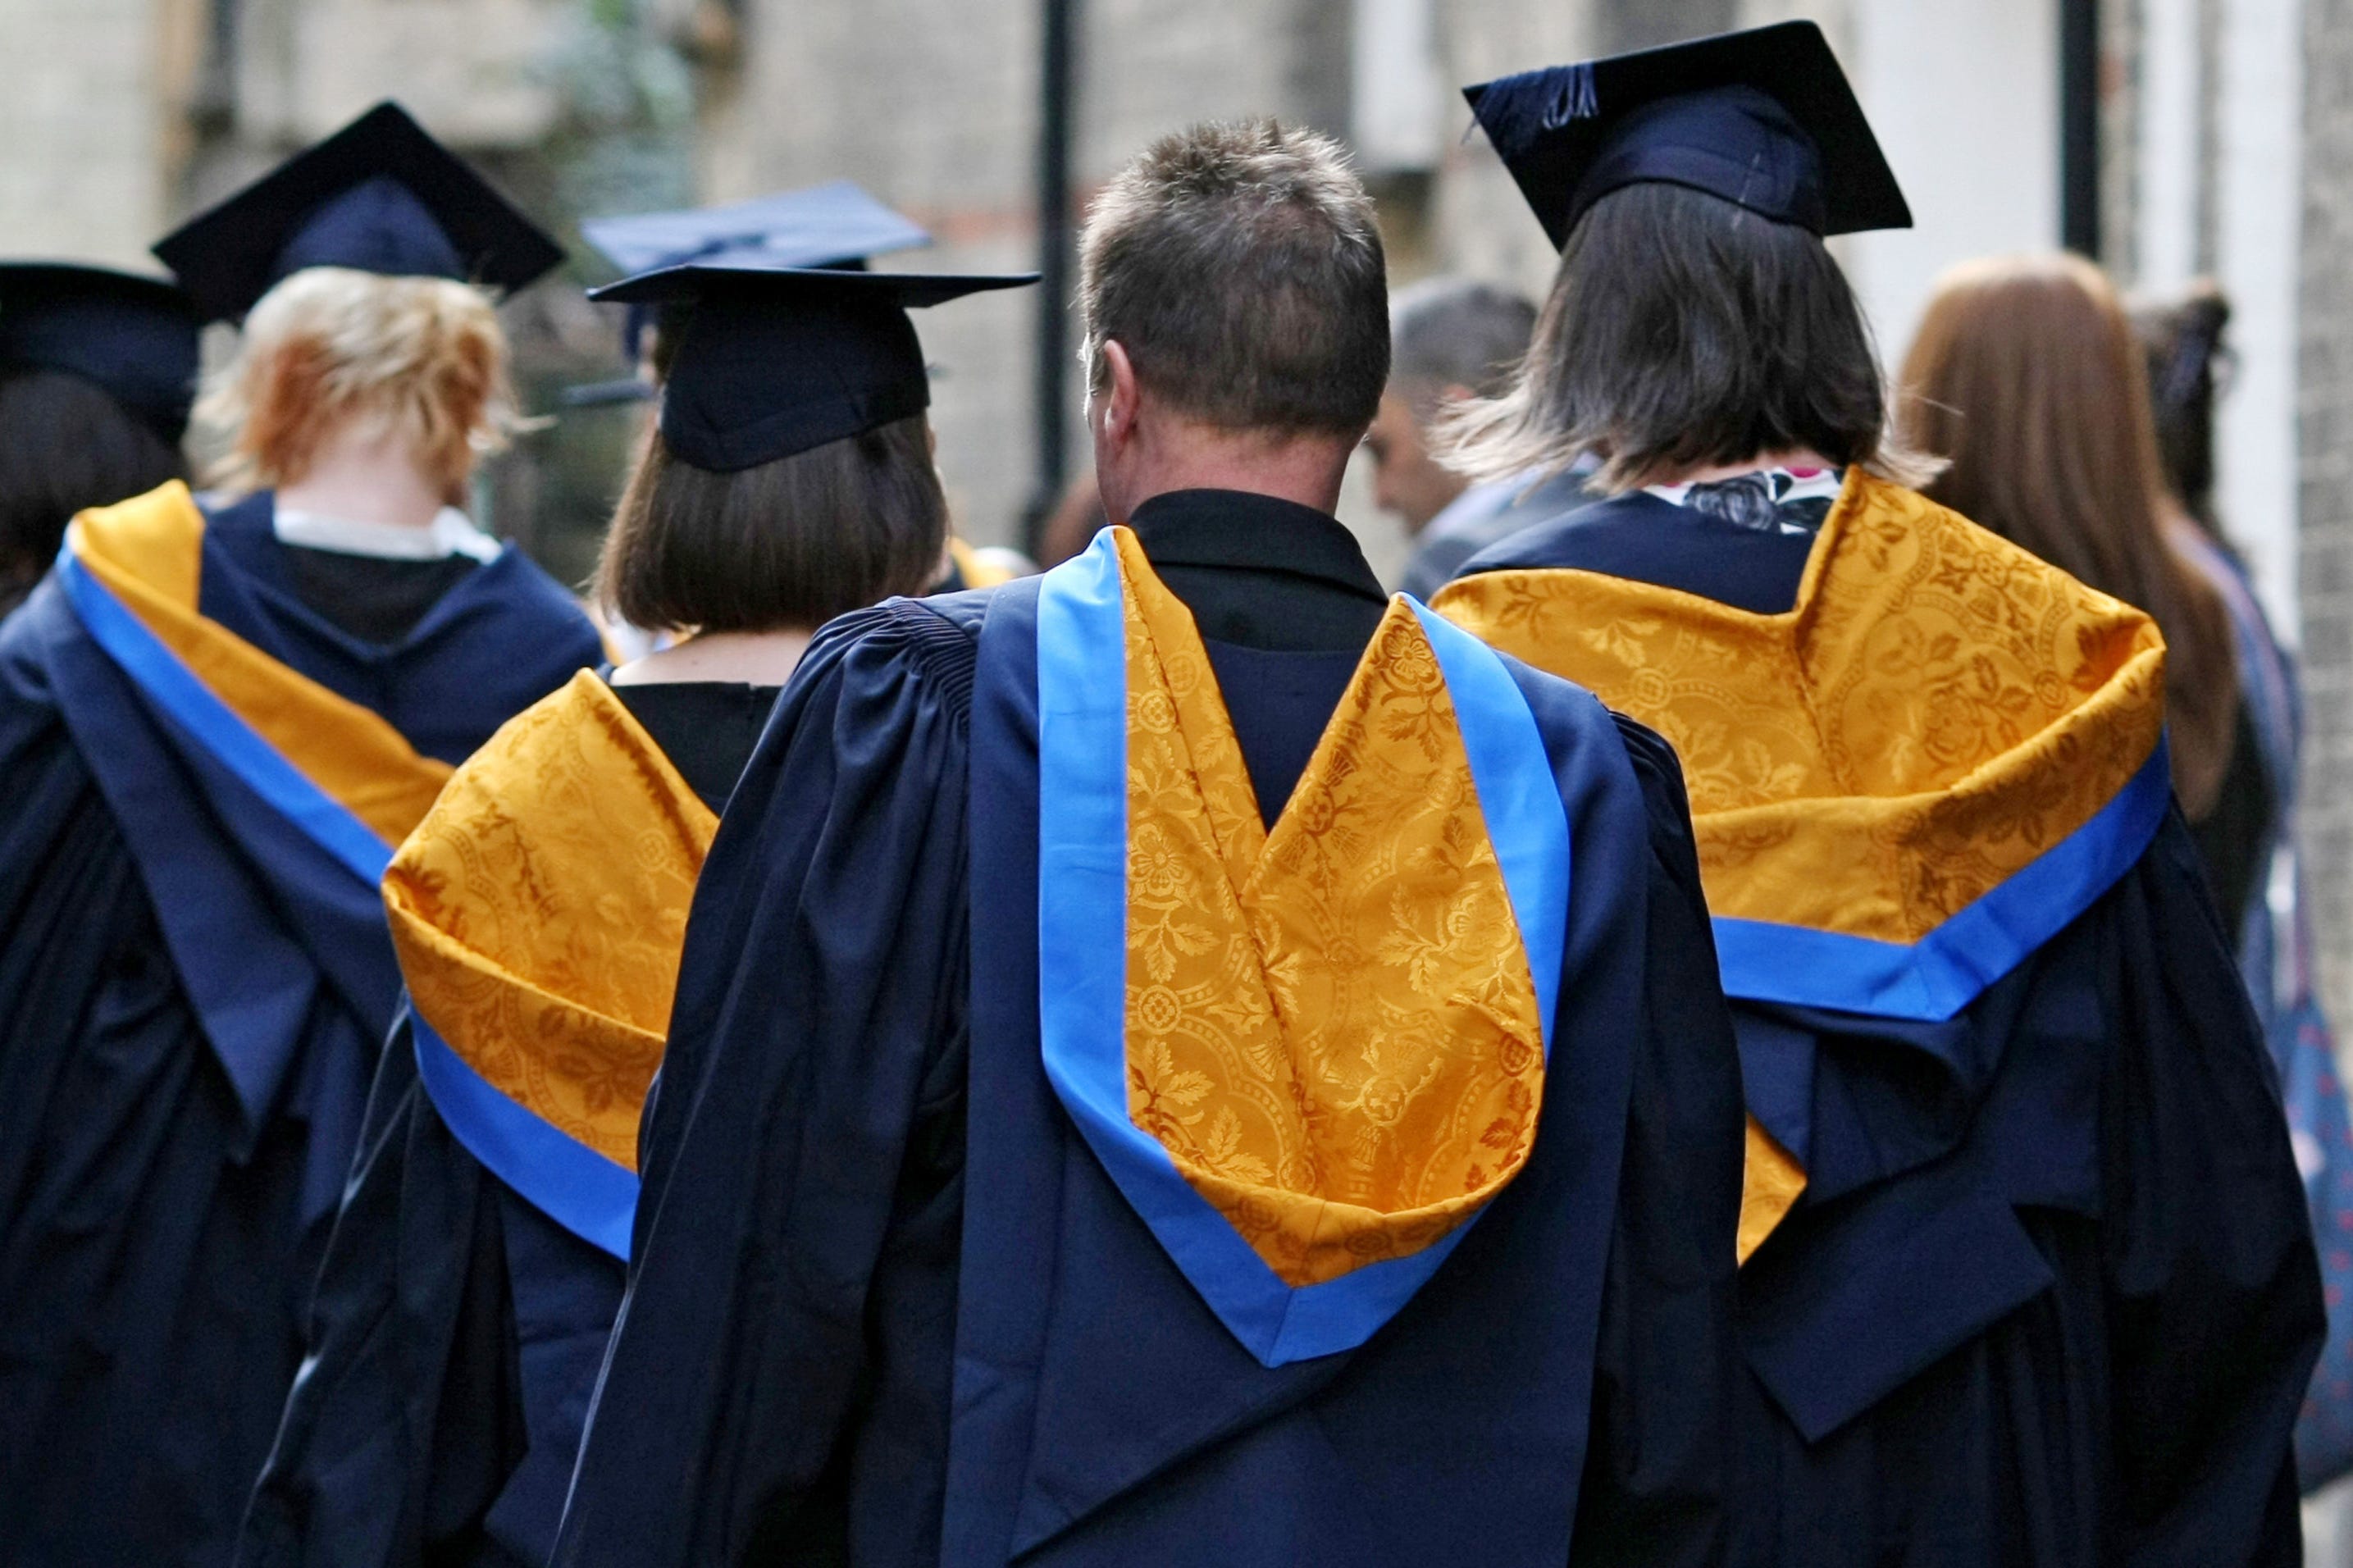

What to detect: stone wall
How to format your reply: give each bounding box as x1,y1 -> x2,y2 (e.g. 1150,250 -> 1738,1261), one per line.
2300,0 -> 2353,1024
0,0 -> 192,265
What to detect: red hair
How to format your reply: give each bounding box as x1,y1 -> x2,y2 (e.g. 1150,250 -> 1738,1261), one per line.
198,267 -> 516,498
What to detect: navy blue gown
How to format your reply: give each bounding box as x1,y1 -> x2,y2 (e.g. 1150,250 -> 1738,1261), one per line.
0,492 -> 600,1567
552,491 -> 1748,1567
235,681 -> 776,1568
1455,489 -> 2324,1567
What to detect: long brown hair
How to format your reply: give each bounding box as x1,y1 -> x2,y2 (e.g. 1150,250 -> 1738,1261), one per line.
1900,253 -> 2238,818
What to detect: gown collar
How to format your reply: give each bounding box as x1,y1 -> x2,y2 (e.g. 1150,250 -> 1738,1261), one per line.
1124,488 -> 1385,602
273,504 -> 502,562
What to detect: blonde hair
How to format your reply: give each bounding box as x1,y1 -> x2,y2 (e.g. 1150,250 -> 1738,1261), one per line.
195,267 -> 518,496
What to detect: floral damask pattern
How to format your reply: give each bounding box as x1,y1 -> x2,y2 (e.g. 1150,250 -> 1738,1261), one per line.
1434,472 -> 2166,946
385,671 -> 718,1169
1110,531 -> 1547,1289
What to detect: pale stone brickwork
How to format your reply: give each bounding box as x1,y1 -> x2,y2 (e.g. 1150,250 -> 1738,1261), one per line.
2299,0 -> 2353,1023
0,0 -> 179,266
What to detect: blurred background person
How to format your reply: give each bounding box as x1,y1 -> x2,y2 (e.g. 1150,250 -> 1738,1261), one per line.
1907,245 -> 2353,1519
1366,276 -> 1585,599
1902,256 -> 2255,931
0,264 -> 199,618
2137,280 -> 2353,1500
0,103 -> 600,1567
1030,466 -> 1109,571
239,256 -> 989,1568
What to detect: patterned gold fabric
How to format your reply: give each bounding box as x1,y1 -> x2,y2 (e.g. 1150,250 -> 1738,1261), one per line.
386,672 -> 718,1170
67,482 -> 453,847
1110,529 -> 1548,1288
1434,472 -> 2166,1259
1740,1119 -> 1808,1262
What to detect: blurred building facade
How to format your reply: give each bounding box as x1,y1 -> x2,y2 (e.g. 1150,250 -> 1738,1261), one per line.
3,0 -> 2352,1019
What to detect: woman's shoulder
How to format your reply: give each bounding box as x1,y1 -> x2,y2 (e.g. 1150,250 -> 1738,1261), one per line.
793,591 -> 990,720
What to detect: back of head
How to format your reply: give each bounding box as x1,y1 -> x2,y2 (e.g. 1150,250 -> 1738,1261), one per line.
194,265 -> 516,499
1901,252 -> 2240,815
2132,282 -> 2232,538
0,367 -> 186,599
1389,276 -> 1536,406
1079,119 -> 1389,440
594,415 -> 947,636
1446,182 -> 1916,491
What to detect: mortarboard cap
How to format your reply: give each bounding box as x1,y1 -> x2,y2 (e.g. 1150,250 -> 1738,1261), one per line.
1465,21 -> 1910,248
581,181 -> 932,369
587,264 -> 1034,472
0,263 -> 203,443
581,180 -> 930,276
152,101 -> 565,323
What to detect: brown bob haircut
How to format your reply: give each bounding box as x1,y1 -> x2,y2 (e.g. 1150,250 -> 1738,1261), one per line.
595,413 -> 947,636
1079,118 -> 1389,440
1900,253 -> 2239,818
1446,182 -> 1931,493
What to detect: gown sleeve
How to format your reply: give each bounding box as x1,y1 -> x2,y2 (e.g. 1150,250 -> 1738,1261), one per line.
1570,714 -> 1745,1566
235,1009 -> 527,1568
2105,814 -> 2321,1564
554,599 -> 978,1568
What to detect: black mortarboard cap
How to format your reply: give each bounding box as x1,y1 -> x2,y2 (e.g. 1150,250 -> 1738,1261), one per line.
0,263 -> 203,442
1465,21 -> 1910,248
587,264 -> 1035,472
152,101 -> 565,322
581,180 -> 929,276
582,181 -> 931,365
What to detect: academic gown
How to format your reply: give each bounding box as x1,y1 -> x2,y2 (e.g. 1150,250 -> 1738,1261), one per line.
1446,480 -> 2324,1567
552,488 -> 1748,1568
0,486 -> 601,1568
236,678 -> 777,1568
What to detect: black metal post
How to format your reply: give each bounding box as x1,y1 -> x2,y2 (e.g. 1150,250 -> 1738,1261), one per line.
2060,0 -> 2101,257
1025,0 -> 1078,558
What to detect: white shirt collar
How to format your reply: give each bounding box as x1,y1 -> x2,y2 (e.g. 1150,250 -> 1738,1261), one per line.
1645,466 -> 1845,510
272,505 -> 503,563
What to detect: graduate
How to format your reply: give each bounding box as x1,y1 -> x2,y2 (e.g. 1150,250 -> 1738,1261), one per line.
555,119 -> 1745,1568
577,182 -> 1021,592
0,263 -> 201,618
0,103 -> 600,1566
1430,24 -> 2323,1565
236,246 -> 1024,1568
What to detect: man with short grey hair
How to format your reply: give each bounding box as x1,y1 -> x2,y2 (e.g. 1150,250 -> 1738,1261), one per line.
1366,276 -> 1593,597
557,119 -> 1742,1568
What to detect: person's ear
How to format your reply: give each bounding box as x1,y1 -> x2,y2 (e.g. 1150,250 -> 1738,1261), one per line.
1100,339 -> 1142,451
